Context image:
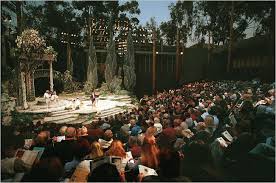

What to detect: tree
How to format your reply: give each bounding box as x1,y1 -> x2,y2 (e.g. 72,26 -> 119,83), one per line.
123,31 -> 136,91
160,1 -> 194,46
105,33 -> 117,86
16,29 -> 57,108
16,29 -> 46,105
86,37 -> 98,91
25,1 -> 81,73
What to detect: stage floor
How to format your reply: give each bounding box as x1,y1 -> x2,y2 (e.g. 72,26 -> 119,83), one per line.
17,94 -> 136,125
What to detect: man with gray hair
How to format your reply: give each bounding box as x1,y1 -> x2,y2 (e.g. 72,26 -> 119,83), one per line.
54,126 -> 77,165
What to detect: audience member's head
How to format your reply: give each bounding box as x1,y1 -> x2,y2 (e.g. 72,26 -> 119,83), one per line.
89,141 -> 104,159
59,126 -> 68,136
22,157 -> 64,182
141,135 -> 159,169
105,140 -> 126,158
88,163 -> 121,182
73,138 -> 91,160
66,127 -> 76,138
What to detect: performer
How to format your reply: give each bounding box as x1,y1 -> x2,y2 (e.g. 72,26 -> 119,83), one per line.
44,90 -> 51,111
90,90 -> 96,108
51,91 -> 58,103
75,97 -> 80,110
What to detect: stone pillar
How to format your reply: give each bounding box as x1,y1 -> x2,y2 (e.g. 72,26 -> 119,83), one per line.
49,61 -> 54,92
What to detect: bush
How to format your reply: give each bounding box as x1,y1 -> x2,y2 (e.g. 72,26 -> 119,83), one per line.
10,110 -> 33,126
108,76 -> 122,93
62,70 -> 80,92
84,81 -> 95,95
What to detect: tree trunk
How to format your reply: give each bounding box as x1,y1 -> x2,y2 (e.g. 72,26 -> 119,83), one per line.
227,2 -> 234,73
21,70 -> 28,109
15,1 -> 23,106
25,69 -> 35,101
67,42 -> 73,73
207,30 -> 211,65
2,36 -> 7,68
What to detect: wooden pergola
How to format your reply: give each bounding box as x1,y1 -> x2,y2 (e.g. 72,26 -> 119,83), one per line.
19,54 -> 55,100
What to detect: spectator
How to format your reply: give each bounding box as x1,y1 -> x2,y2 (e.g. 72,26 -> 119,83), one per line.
140,135 -> 159,169
22,157 -> 63,182
54,127 -> 77,165
105,140 -> 126,158
86,141 -> 104,159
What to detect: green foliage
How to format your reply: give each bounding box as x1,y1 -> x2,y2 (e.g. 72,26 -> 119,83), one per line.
108,76 -> 122,93
131,97 -> 139,104
44,46 -> 58,60
118,105 -> 128,111
62,70 -> 81,92
123,31 -> 136,91
105,36 -> 117,85
84,81 -> 95,95
87,39 -> 98,89
87,113 -> 96,121
16,28 -> 46,56
10,111 -> 33,126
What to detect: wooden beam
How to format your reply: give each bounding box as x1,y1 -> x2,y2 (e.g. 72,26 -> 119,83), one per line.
152,28 -> 157,94
176,27 -> 180,83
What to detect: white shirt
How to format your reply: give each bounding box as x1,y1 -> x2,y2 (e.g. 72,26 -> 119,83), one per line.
44,93 -> 51,99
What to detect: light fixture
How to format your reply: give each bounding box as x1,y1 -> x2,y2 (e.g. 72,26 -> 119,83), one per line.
180,52 -> 183,55
156,52 -> 159,54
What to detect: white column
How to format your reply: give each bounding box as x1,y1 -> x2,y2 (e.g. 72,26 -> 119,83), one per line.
49,61 -> 54,92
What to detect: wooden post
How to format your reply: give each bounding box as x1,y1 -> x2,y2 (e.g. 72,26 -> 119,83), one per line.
176,27 -> 180,84
152,28 -> 156,94
67,42 -> 73,73
207,30 -> 211,65
49,61 -> 54,92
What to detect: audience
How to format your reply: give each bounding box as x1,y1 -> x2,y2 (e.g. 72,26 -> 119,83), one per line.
2,80 -> 275,182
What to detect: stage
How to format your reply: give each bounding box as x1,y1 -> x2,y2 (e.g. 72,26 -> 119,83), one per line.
17,94 -> 137,125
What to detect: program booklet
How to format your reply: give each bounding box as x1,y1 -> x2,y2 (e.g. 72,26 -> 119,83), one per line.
24,139 -> 33,150
216,137 -> 228,148
222,130 -> 234,142
90,156 -> 123,173
15,149 -> 39,168
138,165 -> 158,177
56,136 -> 66,142
229,114 -> 237,127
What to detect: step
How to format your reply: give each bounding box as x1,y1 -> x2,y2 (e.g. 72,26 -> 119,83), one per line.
46,117 -> 79,124
96,107 -> 123,116
49,110 -> 75,117
44,114 -> 79,123
96,108 -> 127,117
66,118 -> 88,125
21,106 -> 66,114
97,110 -> 126,119
82,120 -> 94,125
30,102 -> 67,110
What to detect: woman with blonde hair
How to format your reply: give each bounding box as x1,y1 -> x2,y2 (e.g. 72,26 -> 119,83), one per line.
204,115 -> 216,135
105,140 -> 126,158
86,141 -> 104,159
140,135 -> 159,169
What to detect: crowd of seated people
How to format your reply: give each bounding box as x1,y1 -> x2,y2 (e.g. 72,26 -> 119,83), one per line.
1,80 -> 275,182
